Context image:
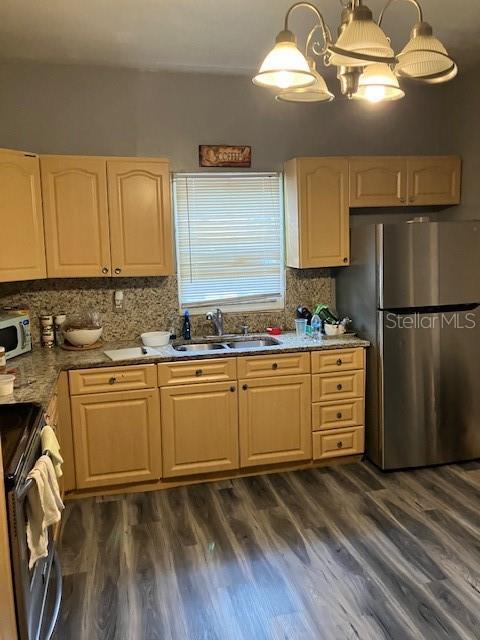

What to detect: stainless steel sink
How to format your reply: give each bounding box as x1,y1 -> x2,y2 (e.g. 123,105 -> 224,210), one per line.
225,338 -> 280,349
173,342 -> 226,352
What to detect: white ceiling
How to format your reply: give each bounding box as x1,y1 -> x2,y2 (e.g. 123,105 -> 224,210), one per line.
0,0 -> 478,74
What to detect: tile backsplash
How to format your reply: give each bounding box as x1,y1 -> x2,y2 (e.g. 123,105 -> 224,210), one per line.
0,268 -> 334,343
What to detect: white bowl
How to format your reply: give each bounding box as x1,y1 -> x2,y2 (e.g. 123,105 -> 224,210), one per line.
0,374 -> 15,396
324,324 -> 346,337
64,327 -> 103,347
141,331 -> 170,347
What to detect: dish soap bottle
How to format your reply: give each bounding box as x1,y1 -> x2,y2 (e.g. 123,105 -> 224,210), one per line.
311,313 -> 321,342
182,310 -> 191,340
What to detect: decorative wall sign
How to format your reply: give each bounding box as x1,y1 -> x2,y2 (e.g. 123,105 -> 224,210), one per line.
199,145 -> 251,168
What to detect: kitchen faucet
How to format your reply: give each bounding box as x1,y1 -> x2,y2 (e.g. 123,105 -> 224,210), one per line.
206,308 -> 224,336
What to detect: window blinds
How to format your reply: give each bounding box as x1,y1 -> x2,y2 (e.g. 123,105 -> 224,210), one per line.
173,173 -> 284,309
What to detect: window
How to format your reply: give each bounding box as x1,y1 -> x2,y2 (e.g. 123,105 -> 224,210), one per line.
173,172 -> 284,312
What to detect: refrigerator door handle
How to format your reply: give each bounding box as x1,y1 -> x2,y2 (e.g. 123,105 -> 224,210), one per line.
381,302 -> 479,315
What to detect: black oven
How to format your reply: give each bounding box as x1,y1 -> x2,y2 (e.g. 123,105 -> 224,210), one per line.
2,403 -> 62,640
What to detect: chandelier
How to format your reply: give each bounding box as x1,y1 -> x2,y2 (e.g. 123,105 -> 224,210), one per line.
253,0 -> 457,103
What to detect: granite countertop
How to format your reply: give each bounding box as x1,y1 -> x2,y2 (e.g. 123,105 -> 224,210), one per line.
2,332 -> 369,409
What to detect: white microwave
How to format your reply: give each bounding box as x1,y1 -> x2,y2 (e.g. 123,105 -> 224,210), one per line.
0,312 -> 32,359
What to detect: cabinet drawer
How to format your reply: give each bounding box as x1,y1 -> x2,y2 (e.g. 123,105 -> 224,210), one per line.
311,348 -> 364,374
158,358 -> 236,386
312,370 -> 364,402
313,426 -> 365,460
237,352 -> 310,379
69,364 -> 157,395
312,398 -> 364,431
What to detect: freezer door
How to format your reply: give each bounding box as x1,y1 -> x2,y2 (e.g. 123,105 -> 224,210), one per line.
380,221 -> 480,309
380,306 -> 480,469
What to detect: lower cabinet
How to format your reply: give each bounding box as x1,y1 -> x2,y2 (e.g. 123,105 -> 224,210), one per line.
66,350 -> 366,495
71,388 -> 161,489
239,374 -> 312,467
161,382 -> 239,478
311,348 -> 366,461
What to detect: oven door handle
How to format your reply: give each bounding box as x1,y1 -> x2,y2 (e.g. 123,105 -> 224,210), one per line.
43,550 -> 62,640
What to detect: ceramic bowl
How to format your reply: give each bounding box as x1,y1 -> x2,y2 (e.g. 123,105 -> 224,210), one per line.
324,323 -> 346,337
64,327 -> 103,346
141,331 -> 170,347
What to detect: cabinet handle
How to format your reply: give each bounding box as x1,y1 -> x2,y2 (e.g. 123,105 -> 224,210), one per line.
409,196 -> 415,203
336,441 -> 343,449
109,377 -> 117,385
114,268 -> 122,274
336,359 -> 342,366
242,384 -> 248,391
337,384 -> 343,391
399,196 -> 406,203
102,267 -> 109,274
336,412 -> 342,419
343,257 -> 348,263
272,363 -> 278,370
230,386 -> 236,393
195,369 -> 203,377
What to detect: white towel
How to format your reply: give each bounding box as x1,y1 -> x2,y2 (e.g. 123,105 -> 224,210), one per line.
41,425 -> 64,478
26,455 -> 64,569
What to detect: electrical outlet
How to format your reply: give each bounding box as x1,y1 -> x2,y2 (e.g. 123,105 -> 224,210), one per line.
114,290 -> 124,312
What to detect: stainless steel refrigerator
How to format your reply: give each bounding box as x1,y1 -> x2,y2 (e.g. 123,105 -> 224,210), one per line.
336,220 -> 480,470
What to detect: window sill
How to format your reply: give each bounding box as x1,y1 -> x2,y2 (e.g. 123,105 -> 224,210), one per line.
182,300 -> 285,315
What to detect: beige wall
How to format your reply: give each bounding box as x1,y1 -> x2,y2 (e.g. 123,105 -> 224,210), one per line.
0,60 -> 472,339
441,69 -> 480,221
0,60 -> 455,170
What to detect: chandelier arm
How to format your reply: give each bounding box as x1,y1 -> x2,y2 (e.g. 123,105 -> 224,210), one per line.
284,2 -> 332,47
377,0 -> 423,28
306,24 -> 330,57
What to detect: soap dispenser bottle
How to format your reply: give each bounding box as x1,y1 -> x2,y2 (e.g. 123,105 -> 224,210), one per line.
182,310 -> 191,340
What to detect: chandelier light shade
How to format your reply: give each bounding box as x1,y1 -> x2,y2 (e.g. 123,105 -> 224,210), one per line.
276,59 -> 334,102
252,31 -> 315,89
253,1 -> 457,103
354,63 -> 405,102
396,23 -> 457,82
329,5 -> 395,67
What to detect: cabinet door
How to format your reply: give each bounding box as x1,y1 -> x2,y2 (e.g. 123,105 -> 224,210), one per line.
107,159 -> 173,277
407,156 -> 461,205
349,157 -> 407,207
0,149 -> 46,282
285,158 -> 349,268
41,155 -> 111,277
239,374 -> 311,467
71,388 -> 161,489
161,382 -> 238,478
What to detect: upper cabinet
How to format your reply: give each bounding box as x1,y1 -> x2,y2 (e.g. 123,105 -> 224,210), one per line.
407,156 -> 461,206
349,157 -> 408,207
0,149 -> 46,282
40,155 -> 174,278
284,157 -> 350,268
349,156 -> 461,208
285,155 -> 461,269
107,159 -> 173,277
41,156 -> 112,277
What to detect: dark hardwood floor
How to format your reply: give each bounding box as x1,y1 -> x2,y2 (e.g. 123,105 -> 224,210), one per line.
55,460 -> 480,640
